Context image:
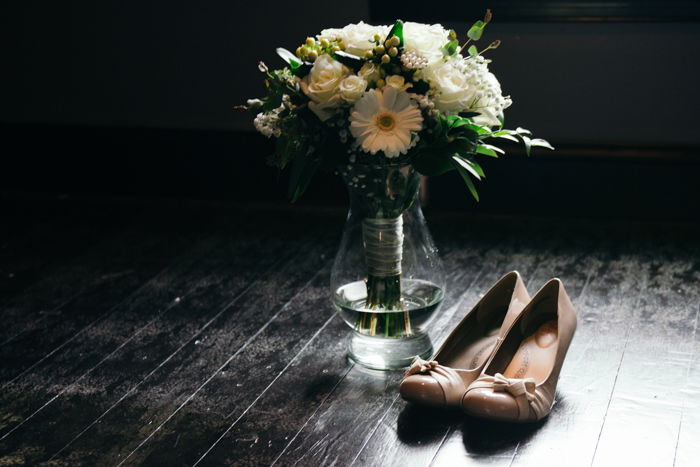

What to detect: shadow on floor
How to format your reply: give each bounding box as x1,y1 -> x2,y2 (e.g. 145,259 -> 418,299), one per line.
397,394 -> 566,455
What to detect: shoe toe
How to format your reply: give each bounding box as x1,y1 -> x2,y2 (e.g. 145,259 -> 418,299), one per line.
399,375 -> 445,407
462,387 -> 520,421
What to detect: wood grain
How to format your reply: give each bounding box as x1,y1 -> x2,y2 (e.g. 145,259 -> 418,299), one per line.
0,198 -> 698,466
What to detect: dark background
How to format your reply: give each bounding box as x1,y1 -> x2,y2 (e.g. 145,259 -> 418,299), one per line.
2,1 -> 699,219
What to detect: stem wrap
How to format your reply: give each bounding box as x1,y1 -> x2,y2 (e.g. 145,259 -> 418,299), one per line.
362,216 -> 404,278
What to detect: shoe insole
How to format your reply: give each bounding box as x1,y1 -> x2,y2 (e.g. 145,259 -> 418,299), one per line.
448,327 -> 500,371
502,320 -> 558,382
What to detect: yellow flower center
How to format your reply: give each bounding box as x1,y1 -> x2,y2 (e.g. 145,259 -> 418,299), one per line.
376,113 -> 396,131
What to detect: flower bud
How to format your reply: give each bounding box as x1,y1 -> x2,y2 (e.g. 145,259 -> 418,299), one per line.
373,33 -> 382,42
320,38 -> 330,48
381,54 -> 391,64
374,45 -> 385,55
389,36 -> 400,47
331,45 -> 341,52
305,37 -> 316,47
388,47 -> 398,57
300,46 -> 310,56
307,50 -> 318,61
295,46 -> 303,57
364,50 -> 374,59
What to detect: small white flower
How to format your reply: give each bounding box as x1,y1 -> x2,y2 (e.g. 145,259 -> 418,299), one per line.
318,22 -> 390,57
299,54 -> 350,121
384,75 -> 412,92
246,98 -> 263,108
349,87 -> 423,158
338,75 -> 368,103
254,111 -> 281,138
358,62 -> 381,83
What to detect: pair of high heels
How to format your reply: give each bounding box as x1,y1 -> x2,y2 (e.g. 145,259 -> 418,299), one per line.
399,272 -> 577,422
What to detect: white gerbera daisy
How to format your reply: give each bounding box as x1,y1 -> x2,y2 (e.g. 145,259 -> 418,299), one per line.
349,87 -> 423,158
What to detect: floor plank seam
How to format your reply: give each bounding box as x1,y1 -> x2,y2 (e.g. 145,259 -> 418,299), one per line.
0,267 -> 170,391
349,393 -> 402,466
672,301 -> 700,467
0,291 -> 82,348
45,260 -> 281,462
115,266 -> 328,466
589,271 -> 648,467
192,312 -> 339,466
46,235 -> 326,462
426,426 -> 453,467
270,363 -> 355,467
0,264 -> 186,441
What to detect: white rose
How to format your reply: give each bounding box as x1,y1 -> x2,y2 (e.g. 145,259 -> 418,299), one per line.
338,75 -> 367,103
384,75 -> 412,92
422,56 -> 511,126
403,22 -> 450,66
300,54 -> 350,121
319,22 -> 390,57
421,59 -> 476,114
358,62 -> 380,83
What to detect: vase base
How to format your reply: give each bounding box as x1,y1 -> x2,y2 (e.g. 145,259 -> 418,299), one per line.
348,331 -> 433,370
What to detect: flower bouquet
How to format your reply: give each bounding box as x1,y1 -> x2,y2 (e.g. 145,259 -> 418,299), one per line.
241,12 -> 552,369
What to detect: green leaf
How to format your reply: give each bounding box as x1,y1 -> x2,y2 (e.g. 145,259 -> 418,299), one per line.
467,20 -> 486,41
333,50 -> 364,70
531,138 -> 555,150
520,135 -> 532,156
386,20 -> 404,47
276,48 -> 301,68
498,134 -> 519,143
468,45 -> 478,57
288,152 -> 321,202
480,143 -> 505,155
458,111 -> 481,119
452,158 -> 480,202
475,145 -> 499,158
442,40 -> 459,56
452,155 -> 483,180
412,148 -> 454,176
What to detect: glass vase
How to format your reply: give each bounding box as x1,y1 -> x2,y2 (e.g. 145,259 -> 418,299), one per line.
330,164 -> 445,370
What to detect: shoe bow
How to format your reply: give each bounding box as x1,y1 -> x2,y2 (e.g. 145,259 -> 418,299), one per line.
404,357 -> 439,376
492,373 -> 537,401
468,373 -> 550,420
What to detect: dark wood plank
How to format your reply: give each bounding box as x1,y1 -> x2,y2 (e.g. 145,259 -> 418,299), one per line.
590,242 -> 700,466
2,198 -> 699,467
0,222 -> 328,463
0,228 -> 211,386
26,233 -> 334,465
674,293 -> 700,466
497,243 -> 645,466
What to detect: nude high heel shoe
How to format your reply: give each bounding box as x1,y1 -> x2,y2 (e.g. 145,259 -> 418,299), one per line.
461,278 -> 577,422
399,271 -> 530,408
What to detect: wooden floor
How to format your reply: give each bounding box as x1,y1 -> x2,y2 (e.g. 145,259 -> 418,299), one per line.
1,196 -> 699,466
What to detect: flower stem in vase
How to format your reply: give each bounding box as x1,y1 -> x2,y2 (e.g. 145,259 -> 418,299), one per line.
361,216 -> 413,337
